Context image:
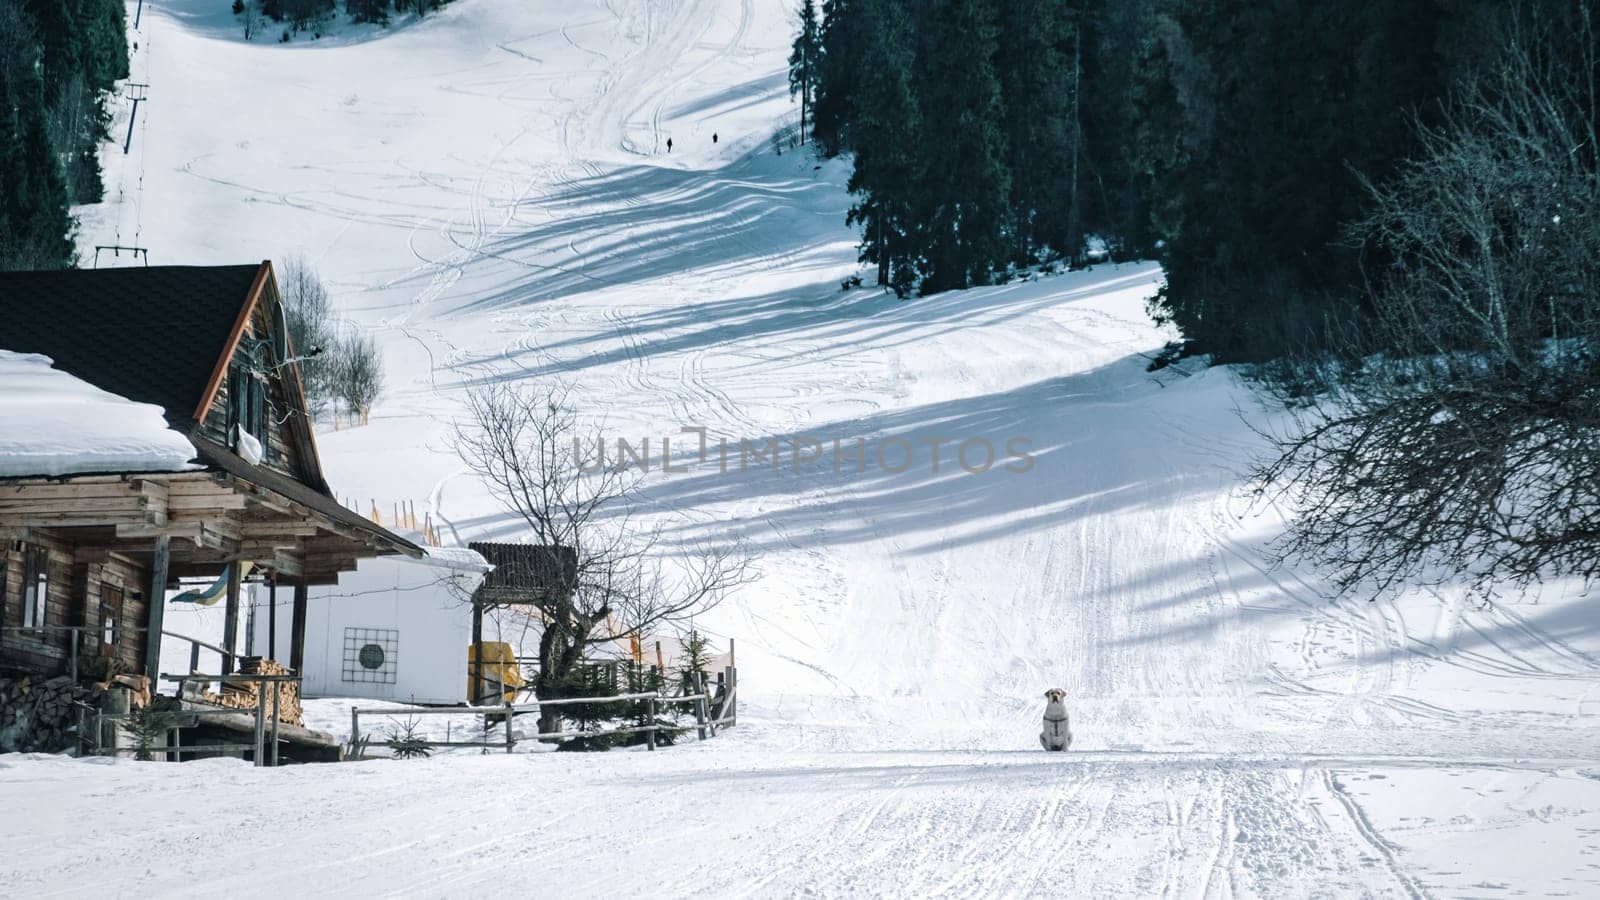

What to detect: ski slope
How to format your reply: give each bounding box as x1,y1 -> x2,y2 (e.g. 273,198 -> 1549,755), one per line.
10,0 -> 1600,895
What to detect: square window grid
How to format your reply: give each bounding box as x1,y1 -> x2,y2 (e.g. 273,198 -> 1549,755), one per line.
342,627 -> 399,684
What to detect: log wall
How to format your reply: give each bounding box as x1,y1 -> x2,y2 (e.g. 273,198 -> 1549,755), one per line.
0,533 -> 151,678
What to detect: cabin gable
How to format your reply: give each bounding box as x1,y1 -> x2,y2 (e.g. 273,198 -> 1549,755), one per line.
195,267 -> 325,491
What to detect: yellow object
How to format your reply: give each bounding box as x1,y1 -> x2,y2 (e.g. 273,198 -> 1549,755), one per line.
467,641 -> 524,703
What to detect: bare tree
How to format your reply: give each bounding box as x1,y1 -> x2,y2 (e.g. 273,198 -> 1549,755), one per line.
331,330 -> 384,425
454,381 -> 750,734
234,0 -> 264,40
1258,10 -> 1600,597
278,255 -> 334,413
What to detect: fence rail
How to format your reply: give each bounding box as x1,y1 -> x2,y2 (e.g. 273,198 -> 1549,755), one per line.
0,625 -> 237,685
350,671 -> 734,757
164,629 -> 234,677
75,672 -> 302,766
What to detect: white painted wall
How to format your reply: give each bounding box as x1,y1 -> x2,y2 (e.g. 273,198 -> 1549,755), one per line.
248,552 -> 491,705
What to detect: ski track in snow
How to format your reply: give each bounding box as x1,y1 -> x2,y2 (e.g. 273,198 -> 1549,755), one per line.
24,0 -> 1600,896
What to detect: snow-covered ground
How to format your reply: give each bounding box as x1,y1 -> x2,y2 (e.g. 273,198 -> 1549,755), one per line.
7,0 -> 1599,895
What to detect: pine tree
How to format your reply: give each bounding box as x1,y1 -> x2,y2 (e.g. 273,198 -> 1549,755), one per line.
812,0 -> 862,156
0,20 -> 75,271
844,0 -> 922,292
1077,0 -> 1160,259
1143,0 -> 1451,360
995,0 -> 1077,261
788,0 -> 821,144
915,0 -> 1011,291
346,0 -> 389,24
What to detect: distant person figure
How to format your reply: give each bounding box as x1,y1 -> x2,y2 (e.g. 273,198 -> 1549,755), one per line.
666,137 -> 673,153
713,132 -> 719,144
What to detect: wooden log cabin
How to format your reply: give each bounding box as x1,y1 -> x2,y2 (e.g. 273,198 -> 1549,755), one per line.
0,263 -> 420,698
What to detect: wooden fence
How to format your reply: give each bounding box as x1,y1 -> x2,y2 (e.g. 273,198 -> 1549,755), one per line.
77,671 -> 303,766
350,669 -> 737,757
338,498 -> 442,547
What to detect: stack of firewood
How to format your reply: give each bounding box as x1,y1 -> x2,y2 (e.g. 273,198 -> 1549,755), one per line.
0,675 -> 104,753
203,657 -> 302,725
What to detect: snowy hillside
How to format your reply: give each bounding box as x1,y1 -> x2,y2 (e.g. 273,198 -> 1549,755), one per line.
8,0 -> 1598,895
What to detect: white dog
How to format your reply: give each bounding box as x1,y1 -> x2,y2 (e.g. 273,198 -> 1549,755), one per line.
1039,688 -> 1072,751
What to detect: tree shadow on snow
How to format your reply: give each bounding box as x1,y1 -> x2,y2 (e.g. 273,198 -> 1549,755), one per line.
448,350 -> 1227,555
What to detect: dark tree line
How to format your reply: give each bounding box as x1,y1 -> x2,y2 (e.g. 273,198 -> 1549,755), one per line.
797,0 -> 1572,360
0,0 -> 128,270
804,0 -> 1600,596
796,0 -> 1143,295
1260,5 -> 1600,598
236,0 -> 456,36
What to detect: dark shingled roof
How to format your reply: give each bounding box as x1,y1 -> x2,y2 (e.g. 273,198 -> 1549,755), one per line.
469,542 -> 578,601
0,264 -> 263,428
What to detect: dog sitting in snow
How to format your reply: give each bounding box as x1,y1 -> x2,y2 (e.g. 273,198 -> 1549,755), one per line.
1039,688 -> 1072,751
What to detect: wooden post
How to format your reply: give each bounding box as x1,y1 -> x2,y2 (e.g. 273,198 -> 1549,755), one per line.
646,696 -> 657,751
289,582 -> 308,674
270,679 -> 281,766
692,672 -> 708,741
504,701 -> 514,754
252,678 -> 266,767
243,586 -> 255,660
471,600 -> 485,705
69,630 -> 79,684
350,706 -> 360,757
221,564 -> 241,676
725,639 -> 736,723
142,535 -> 170,681
122,97 -> 140,154
268,573 -> 278,661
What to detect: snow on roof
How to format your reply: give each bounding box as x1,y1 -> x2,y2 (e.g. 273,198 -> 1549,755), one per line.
0,350 -> 199,478
413,544 -> 492,573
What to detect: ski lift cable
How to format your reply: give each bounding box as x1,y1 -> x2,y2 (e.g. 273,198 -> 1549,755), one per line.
131,25 -> 153,249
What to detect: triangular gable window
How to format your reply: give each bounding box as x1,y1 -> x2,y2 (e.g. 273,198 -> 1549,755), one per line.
228,340 -> 273,462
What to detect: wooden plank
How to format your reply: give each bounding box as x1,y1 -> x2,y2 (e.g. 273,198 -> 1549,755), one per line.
1,511 -> 152,528
289,582 -> 308,673
142,535 -> 170,679
471,600 -> 484,705
221,563 -> 241,676
194,261 -> 271,422
237,518 -> 317,534
269,551 -> 304,579
129,479 -> 169,504
236,540 -> 306,559
165,494 -> 249,512
164,481 -> 241,498
114,522 -> 239,553
0,497 -> 148,513
268,575 -> 277,661
0,483 -> 151,500
167,514 -> 242,536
